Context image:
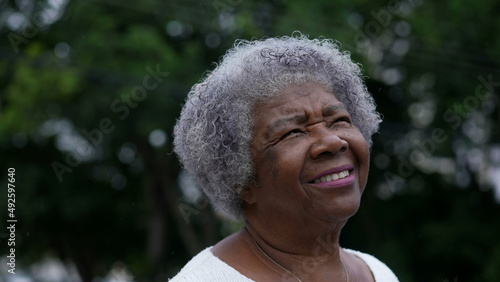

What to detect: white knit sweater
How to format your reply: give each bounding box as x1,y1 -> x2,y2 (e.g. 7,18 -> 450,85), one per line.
169,247 -> 399,281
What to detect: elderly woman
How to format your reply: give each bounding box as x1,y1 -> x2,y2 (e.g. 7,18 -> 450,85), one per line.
171,34 -> 398,281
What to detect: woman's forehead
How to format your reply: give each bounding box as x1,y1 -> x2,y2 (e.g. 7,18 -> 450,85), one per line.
255,82 -> 341,112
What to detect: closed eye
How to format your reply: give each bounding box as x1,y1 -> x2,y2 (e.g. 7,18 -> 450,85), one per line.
281,129 -> 303,140
332,116 -> 352,125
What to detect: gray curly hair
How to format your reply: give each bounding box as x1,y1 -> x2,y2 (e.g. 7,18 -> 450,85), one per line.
173,34 -> 381,221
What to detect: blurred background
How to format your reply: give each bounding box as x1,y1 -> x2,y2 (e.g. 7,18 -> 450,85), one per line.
0,0 -> 499,281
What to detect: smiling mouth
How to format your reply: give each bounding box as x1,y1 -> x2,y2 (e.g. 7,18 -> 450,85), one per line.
311,170 -> 350,184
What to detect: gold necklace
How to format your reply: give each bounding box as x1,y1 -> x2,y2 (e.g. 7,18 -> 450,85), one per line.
251,237 -> 350,282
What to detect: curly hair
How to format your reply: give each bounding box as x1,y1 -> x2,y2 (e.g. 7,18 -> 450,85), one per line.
173,34 -> 381,220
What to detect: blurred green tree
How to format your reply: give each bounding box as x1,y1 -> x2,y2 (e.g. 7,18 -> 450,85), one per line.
0,0 -> 499,281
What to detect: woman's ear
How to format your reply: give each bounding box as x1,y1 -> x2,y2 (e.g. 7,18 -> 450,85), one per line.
239,185 -> 257,204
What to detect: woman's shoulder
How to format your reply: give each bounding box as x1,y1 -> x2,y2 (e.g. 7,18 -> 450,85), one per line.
169,247 -> 254,282
343,248 -> 399,282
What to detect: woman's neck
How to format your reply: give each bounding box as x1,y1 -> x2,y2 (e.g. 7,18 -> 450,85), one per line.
244,215 -> 345,255
244,220 -> 347,281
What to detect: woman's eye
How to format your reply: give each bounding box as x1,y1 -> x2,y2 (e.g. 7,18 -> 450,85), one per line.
333,117 -> 351,125
282,129 -> 302,139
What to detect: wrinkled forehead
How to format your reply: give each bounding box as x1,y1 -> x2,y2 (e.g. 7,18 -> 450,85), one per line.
251,74 -> 334,102
251,80 -> 338,116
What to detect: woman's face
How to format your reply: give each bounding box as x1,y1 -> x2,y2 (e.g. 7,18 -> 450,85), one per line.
246,82 -> 370,224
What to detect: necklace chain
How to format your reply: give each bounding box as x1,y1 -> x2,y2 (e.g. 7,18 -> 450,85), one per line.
252,237 -> 349,282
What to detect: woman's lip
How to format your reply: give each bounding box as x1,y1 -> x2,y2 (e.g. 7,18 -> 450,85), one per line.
307,164 -> 355,183
309,171 -> 356,188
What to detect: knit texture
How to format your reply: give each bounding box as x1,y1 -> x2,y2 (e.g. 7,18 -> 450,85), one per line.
169,247 -> 399,281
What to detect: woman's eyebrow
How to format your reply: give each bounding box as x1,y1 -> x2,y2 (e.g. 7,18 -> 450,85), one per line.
322,104 -> 346,116
267,114 -> 308,134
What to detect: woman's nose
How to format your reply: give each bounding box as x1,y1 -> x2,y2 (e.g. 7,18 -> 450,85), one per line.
309,129 -> 348,159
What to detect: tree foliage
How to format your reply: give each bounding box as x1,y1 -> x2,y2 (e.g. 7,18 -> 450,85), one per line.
0,0 -> 499,281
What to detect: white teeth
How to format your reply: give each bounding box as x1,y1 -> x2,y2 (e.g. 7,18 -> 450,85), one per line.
313,170 -> 350,184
